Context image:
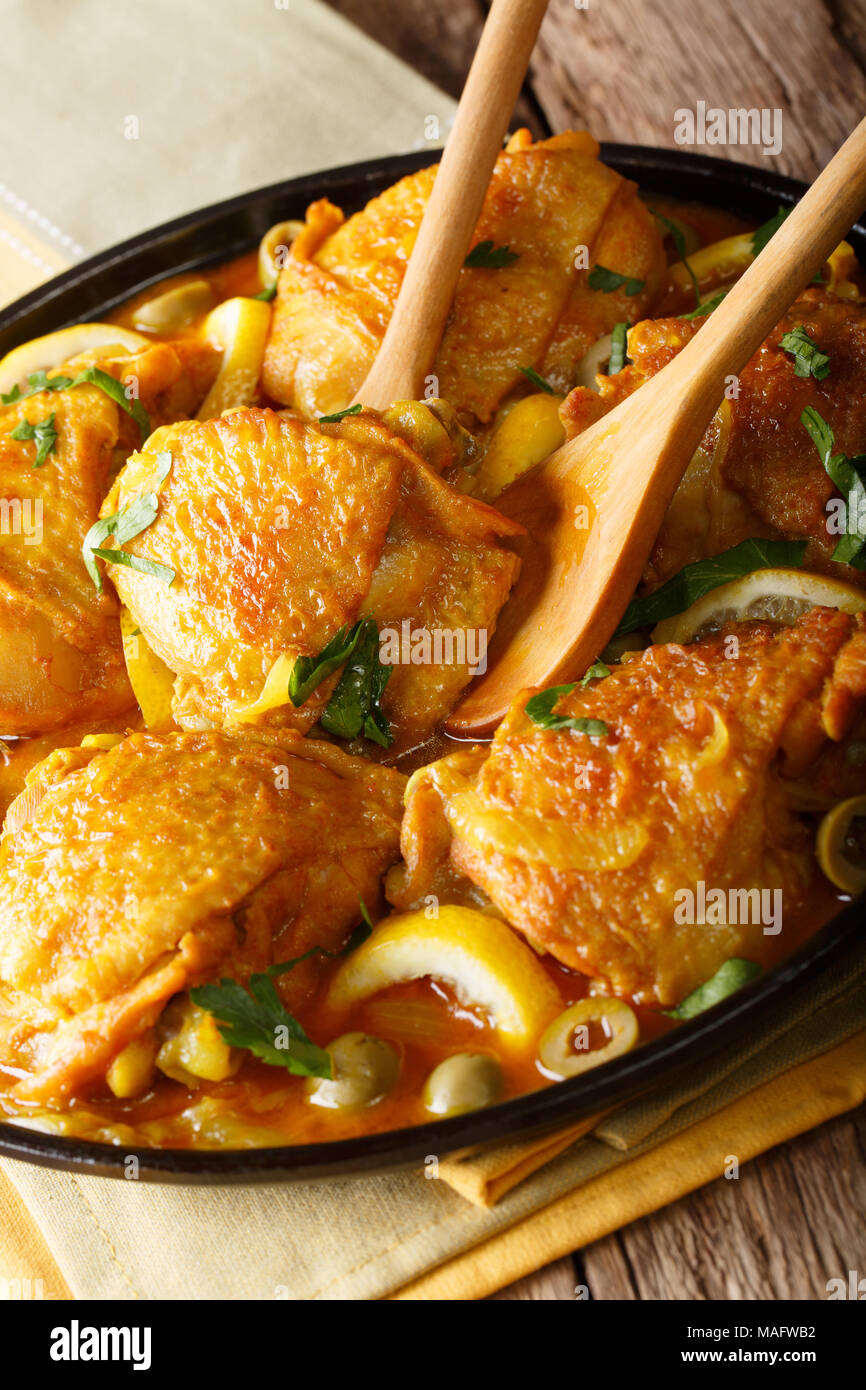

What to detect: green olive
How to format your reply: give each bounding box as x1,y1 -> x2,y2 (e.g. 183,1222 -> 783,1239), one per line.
538,997 -> 638,1079
306,1032 -> 399,1111
133,279 -> 214,332
422,1053 -> 504,1117
258,219 -> 305,290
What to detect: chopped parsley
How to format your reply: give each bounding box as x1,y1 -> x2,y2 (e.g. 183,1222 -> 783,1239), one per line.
587,265 -> 645,296
519,365 -> 555,394
751,206 -> 789,257
2,366 -> 149,440
320,618 -> 393,747
780,325 -> 830,380
681,290 -> 727,320
464,241 -> 519,269
665,958 -> 762,1020
580,660 -> 611,687
606,322 -> 629,375
615,538 -> 808,636
524,683 -> 608,736
266,906 -> 373,978
289,621 -> 365,707
82,481 -> 175,593
190,975 -> 332,1077
10,412 -> 57,467
318,403 -> 363,425
652,209 -> 700,307
801,406 -> 866,567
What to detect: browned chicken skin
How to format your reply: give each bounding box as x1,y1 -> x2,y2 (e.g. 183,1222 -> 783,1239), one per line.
391,609 -> 866,1007
561,290 -> 866,591
263,130 -> 666,422
0,340 -> 218,737
0,728 -> 405,1104
103,406 -> 521,749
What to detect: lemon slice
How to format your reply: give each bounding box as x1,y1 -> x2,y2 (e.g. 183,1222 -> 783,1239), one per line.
327,907 -> 561,1046
652,568 -> 866,645
227,652 -> 294,724
0,323 -> 149,398
197,296 -> 271,419
474,392 -> 565,501
816,795 -> 866,894
119,608 -> 175,731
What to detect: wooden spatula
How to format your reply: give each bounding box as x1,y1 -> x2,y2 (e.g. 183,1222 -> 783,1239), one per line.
446,116 -> 866,738
353,0 -> 550,411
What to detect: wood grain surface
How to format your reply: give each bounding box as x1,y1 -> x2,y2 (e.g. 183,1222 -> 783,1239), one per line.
325,0 -> 866,1301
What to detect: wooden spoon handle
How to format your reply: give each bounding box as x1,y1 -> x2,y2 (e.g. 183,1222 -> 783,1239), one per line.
653,115 -> 866,416
353,0 -> 549,411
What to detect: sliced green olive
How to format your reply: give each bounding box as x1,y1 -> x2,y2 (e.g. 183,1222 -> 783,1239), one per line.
816,795 -> 866,894
133,279 -> 215,332
306,1032 -> 399,1111
258,220 -> 305,291
538,997 -> 638,1079
422,1052 -> 504,1117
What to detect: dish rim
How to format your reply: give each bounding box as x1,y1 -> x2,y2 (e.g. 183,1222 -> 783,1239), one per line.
0,142 -> 863,1182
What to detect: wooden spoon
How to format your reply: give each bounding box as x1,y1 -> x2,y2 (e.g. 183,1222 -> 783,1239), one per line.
446,116 -> 866,738
353,0 -> 550,411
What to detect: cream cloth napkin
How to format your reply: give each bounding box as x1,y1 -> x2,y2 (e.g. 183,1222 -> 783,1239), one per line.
0,0 -> 454,300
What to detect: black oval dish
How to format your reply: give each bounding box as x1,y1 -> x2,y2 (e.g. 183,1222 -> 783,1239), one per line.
0,146 -> 863,1182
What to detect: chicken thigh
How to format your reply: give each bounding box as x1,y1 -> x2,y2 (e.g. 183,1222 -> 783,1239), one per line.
0,340 -> 218,736
262,130 -> 666,422
390,608 -> 866,1007
101,406 -> 521,749
0,727 -> 404,1104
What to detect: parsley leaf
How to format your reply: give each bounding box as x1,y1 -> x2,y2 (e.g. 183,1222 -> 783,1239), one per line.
615,538 -> 808,636
681,290 -> 727,320
318,403 -> 363,425
2,369 -> 73,405
519,365 -> 555,394
70,366 -> 150,440
289,621 -> 364,707
751,205 -> 789,256
587,265 -> 645,296
10,413 -> 57,467
652,209 -> 700,307
83,489 -> 172,592
266,908 -> 372,978
255,283 -> 277,301
665,958 -> 762,1020
524,683 -> 609,736
580,660 -> 611,687
464,240 -> 519,269
801,407 -> 866,565
780,325 -> 830,380
190,975 -> 332,1077
91,548 -> 175,584
320,618 -> 393,747
2,365 -> 149,440
607,322 -> 629,375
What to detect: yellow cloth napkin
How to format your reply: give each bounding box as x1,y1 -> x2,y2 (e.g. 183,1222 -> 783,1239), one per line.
1,0 -> 865,1304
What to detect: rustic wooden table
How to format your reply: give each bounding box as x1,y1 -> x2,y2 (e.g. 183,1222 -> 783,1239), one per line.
325,0 -> 866,1300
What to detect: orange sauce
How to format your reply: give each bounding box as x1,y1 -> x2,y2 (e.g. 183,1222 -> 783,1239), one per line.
0,201 -> 852,1149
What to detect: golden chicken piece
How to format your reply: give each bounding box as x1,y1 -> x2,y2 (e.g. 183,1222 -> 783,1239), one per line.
262,130 -> 666,423
389,608 -> 866,1008
0,340 -> 219,736
0,727 -> 405,1104
561,289 -> 866,591
101,406 -> 521,748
